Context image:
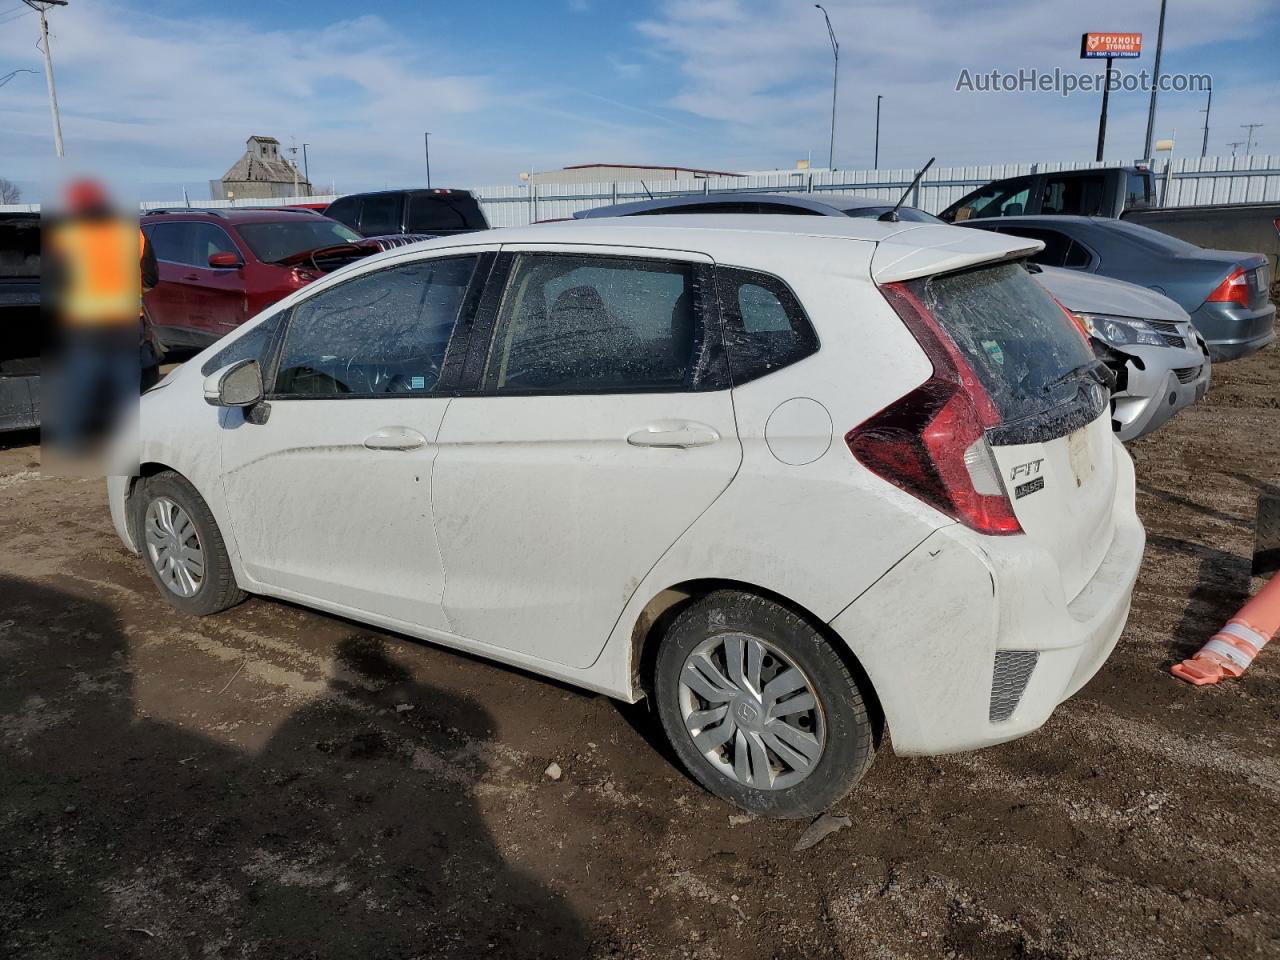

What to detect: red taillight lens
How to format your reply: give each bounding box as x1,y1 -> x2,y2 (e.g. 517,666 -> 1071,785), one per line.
846,281 -> 1022,536
1207,267 -> 1249,305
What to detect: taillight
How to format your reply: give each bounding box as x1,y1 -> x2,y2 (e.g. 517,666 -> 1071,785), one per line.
1206,267 -> 1249,306
846,281 -> 1022,536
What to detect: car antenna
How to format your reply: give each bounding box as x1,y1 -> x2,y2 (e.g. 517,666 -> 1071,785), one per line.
878,157 -> 935,222
640,179 -> 654,200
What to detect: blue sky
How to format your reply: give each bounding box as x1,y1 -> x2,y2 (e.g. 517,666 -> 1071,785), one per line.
0,0 -> 1275,202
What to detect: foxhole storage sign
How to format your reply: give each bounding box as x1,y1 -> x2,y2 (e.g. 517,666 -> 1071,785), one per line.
1080,33 -> 1143,58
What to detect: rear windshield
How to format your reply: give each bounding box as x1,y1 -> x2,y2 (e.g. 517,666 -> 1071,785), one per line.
0,216 -> 40,278
405,193 -> 488,232
843,206 -> 942,223
235,219 -> 362,263
914,262 -> 1099,428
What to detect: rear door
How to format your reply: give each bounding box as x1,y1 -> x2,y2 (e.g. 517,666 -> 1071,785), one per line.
912,262 -> 1118,600
430,245 -> 741,668
180,222 -> 247,338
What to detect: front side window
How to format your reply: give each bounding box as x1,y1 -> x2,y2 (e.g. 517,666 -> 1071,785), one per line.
716,267 -> 818,384
484,254 -> 714,393
954,177 -> 1033,220
273,256 -> 477,397
1040,175 -> 1107,216
201,311 -> 284,376
189,223 -> 239,264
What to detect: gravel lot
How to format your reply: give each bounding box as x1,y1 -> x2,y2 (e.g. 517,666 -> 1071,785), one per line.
1,345 -> 1278,960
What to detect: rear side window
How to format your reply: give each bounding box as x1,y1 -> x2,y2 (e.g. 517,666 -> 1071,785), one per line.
146,222 -> 194,263
273,256 -> 477,397
484,253 -> 718,393
406,192 -> 487,232
1000,227 -> 1091,269
1125,172 -> 1152,209
358,195 -> 402,236
1040,174 -> 1107,216
716,267 -> 818,384
912,262 -> 1096,423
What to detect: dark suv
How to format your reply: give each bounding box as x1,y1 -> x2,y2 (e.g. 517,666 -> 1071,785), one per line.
141,208 -> 371,350
324,188 -> 488,238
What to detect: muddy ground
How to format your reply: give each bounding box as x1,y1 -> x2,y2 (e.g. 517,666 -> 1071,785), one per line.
1,346 -> 1278,960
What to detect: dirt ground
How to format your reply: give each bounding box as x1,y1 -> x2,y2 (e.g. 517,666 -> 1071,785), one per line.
1,346 -> 1278,960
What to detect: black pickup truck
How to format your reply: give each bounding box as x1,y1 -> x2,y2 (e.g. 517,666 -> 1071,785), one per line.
0,212 -> 41,432
938,166 -> 1280,301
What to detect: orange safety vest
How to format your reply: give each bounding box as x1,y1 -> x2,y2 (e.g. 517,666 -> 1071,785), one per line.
49,218 -> 141,327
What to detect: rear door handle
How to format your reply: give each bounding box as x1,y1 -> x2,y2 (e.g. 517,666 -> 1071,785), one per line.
364,426 -> 427,451
182,273 -> 201,281
626,421 -> 720,449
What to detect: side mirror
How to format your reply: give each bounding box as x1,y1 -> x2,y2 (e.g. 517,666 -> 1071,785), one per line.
203,359 -> 263,407
208,251 -> 243,269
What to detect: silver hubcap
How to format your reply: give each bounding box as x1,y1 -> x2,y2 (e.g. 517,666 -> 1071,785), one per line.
144,497 -> 204,598
678,632 -> 825,791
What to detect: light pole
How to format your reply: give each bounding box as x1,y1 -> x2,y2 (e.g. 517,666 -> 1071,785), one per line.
424,132 -> 432,188
302,143 -> 311,192
874,94 -> 882,169
1142,0 -> 1167,161
24,0 -> 67,158
814,5 -> 838,170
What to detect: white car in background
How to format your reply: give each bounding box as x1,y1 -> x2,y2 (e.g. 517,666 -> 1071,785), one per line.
1033,265 -> 1211,441
108,216 -> 1146,818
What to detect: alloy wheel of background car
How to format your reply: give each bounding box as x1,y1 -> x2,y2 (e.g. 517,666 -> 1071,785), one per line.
655,590 -> 876,819
134,470 -> 247,617
144,496 -> 204,598
677,633 -> 826,791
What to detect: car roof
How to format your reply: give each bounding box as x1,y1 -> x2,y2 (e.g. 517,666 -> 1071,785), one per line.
578,192 -> 898,219
328,188 -> 474,200
341,214 -> 1041,284
141,208 -> 330,223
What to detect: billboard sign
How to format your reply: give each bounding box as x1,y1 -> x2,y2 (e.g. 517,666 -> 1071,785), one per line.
1080,33 -> 1143,58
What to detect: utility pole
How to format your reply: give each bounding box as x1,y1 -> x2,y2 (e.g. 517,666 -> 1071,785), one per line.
1199,82 -> 1212,158
424,132 -> 432,188
302,143 -> 311,193
1241,123 -> 1263,155
814,5 -> 838,170
1095,55 -> 1114,161
1226,141 -> 1244,157
1142,0 -> 1167,161
24,0 -> 67,158
874,95 -> 882,170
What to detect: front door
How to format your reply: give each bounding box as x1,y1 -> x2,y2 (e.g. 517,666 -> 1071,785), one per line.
182,222 -> 247,339
218,253 -> 485,630
431,248 -> 742,668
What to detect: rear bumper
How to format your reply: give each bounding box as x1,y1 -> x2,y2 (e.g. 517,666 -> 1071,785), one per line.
829,444 -> 1145,755
0,374 -> 39,432
1110,343 -> 1210,441
1190,301 -> 1275,361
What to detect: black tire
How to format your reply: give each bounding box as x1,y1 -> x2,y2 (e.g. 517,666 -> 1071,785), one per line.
654,590 -> 875,819
133,470 -> 246,616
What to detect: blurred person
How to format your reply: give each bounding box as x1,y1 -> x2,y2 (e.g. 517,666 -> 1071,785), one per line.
42,178 -> 142,470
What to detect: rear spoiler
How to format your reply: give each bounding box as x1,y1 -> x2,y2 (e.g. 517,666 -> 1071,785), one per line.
870,226 -> 1044,284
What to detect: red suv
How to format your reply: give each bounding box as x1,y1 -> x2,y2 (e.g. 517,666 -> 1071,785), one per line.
141,208 -> 368,350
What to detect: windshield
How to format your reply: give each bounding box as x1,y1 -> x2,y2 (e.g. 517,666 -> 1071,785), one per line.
235,219 -> 363,263
912,262 -> 1098,427
843,206 -> 943,223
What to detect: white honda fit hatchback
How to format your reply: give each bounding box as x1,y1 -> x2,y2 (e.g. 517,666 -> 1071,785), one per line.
109,216 -> 1145,818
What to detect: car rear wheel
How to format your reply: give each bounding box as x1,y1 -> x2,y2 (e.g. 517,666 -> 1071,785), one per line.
654,590 -> 875,819
134,471 -> 246,616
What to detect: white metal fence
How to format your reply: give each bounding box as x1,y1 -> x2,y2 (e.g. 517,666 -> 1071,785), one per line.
3,154 -> 1277,222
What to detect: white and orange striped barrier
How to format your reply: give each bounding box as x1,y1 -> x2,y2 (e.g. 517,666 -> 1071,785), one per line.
1172,573 -> 1280,685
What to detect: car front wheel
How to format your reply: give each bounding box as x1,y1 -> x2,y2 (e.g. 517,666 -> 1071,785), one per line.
654,590 -> 876,819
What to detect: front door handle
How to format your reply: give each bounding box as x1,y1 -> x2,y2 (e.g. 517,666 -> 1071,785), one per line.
626,421 -> 720,449
364,426 -> 427,451
182,273 -> 201,281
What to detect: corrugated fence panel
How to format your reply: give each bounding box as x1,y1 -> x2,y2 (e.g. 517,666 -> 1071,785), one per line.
5,156 -> 1277,220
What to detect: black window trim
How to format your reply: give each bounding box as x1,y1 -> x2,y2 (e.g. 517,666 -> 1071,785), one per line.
451,249 -> 731,398
261,251 -> 491,401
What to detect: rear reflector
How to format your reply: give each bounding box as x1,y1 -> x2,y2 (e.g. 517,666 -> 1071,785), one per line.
847,282 -> 1022,536
1207,267 -> 1249,306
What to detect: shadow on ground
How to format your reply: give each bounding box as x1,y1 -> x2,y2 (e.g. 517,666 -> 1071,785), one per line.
0,575 -> 588,959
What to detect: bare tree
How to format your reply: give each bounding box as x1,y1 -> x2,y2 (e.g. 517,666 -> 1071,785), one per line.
0,178 -> 20,204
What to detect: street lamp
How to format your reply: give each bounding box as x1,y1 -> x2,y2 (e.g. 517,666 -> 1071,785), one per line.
874,94 -> 883,169
814,4 -> 838,170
